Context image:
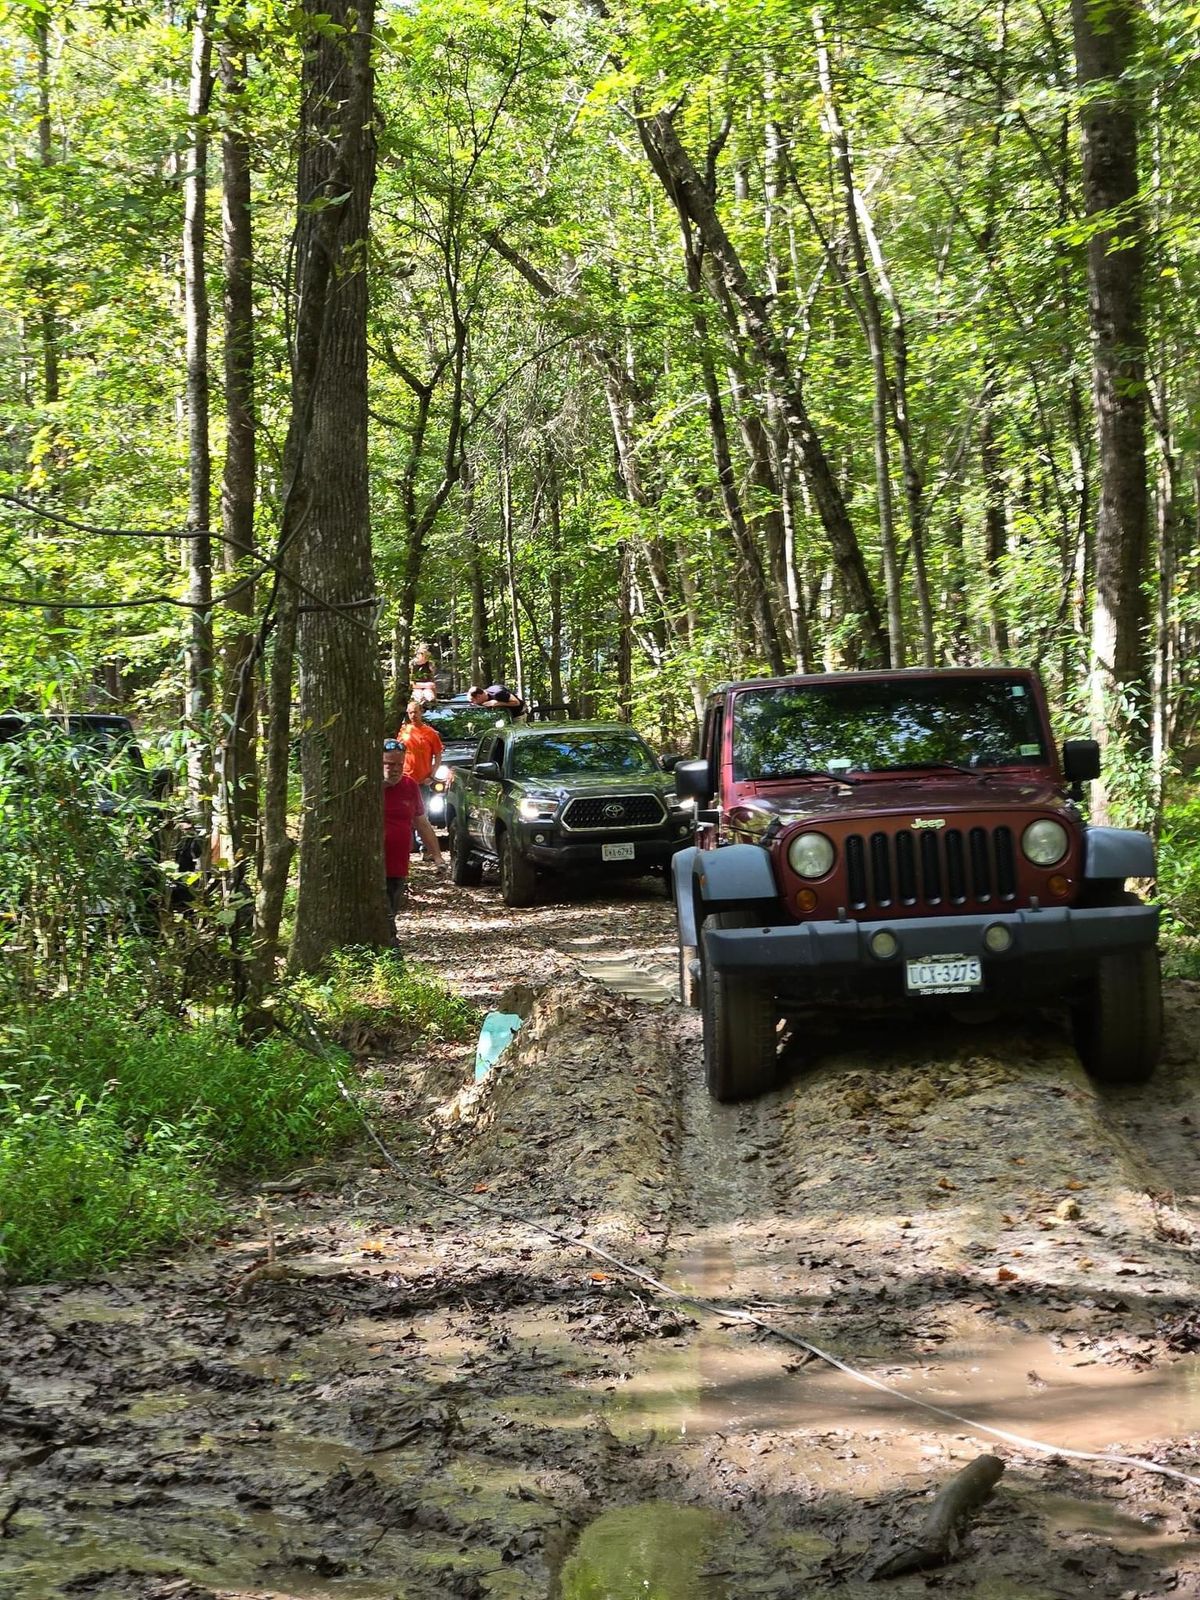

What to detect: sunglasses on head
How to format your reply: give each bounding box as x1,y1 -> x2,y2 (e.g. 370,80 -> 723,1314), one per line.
383,739 -> 404,752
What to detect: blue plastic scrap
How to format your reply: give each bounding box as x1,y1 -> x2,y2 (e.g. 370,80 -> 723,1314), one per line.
474,1011 -> 523,1081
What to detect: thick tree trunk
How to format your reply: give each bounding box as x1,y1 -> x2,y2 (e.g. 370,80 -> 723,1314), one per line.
184,4 -> 214,848
290,0 -> 391,973
1072,0 -> 1151,819
636,107 -> 888,664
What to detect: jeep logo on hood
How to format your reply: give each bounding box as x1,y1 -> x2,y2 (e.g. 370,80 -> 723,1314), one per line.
911,817 -> 947,830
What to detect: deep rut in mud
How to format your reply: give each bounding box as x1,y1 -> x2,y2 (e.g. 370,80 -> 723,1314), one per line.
2,869 -> 1199,1599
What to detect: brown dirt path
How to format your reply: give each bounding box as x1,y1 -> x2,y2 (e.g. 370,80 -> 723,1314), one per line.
2,864 -> 1198,1599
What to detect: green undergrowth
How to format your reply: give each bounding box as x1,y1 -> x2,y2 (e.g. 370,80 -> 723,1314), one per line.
1160,793 -> 1200,976
289,947 -> 478,1048
0,992 -> 357,1284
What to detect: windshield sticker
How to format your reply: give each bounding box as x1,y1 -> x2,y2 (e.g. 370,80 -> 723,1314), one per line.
1010,684 -> 1026,697
1019,743 -> 1040,756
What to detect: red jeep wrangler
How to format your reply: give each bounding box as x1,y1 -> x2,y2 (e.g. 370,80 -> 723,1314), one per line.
672,668 -> 1161,1101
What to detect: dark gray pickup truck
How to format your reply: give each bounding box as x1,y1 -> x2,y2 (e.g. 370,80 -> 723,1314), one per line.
447,721 -> 695,906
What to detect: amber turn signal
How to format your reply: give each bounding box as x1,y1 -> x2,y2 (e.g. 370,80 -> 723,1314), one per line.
796,888 -> 819,914
1048,874 -> 1070,896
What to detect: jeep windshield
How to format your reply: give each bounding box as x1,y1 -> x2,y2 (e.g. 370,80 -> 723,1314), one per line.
732,677 -> 1048,781
420,706 -> 510,742
511,732 -> 659,780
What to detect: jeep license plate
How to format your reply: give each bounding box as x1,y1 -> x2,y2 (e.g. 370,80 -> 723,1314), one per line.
602,842 -> 635,862
905,956 -> 982,995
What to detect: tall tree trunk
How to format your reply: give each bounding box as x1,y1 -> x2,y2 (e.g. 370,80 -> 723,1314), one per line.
636,106 -> 888,664
500,427 -> 525,700
290,0 -> 390,972
184,3 -> 214,851
546,460 -> 564,707
814,19 -> 905,666
216,16 -> 258,878
35,20 -> 59,406
463,454 -> 493,686
1072,0 -> 1151,820
248,0 -> 380,1008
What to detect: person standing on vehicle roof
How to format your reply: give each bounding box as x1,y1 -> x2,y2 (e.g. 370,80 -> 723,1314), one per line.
383,739 -> 444,913
468,682 -> 526,715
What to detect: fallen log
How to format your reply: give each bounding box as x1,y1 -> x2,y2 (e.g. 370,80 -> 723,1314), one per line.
866,1453 -> 1006,1580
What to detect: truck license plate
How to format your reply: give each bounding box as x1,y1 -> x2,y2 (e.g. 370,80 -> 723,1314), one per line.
602,842 -> 635,862
905,955 -> 983,995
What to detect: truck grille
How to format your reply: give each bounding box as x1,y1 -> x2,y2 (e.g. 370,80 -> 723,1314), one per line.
844,825 -> 1017,912
561,793 -> 666,830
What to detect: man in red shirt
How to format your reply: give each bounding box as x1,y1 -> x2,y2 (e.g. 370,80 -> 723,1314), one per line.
383,740 -> 444,912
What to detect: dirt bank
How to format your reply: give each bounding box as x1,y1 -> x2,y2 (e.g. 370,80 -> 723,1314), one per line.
2,868 -> 1198,1598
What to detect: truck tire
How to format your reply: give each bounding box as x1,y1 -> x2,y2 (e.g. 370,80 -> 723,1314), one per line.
700,910 -> 778,1101
1071,893 -> 1162,1085
498,828 -> 537,908
449,814 -> 483,887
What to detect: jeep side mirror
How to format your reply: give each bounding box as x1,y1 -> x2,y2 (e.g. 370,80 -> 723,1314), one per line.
675,757 -> 713,804
473,760 -> 500,781
1062,739 -> 1101,791
150,767 -> 174,800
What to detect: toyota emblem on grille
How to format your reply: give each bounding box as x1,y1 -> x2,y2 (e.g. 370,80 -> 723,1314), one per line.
602,802 -> 626,820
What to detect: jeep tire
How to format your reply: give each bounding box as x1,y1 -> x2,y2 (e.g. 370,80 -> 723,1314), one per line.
449,813 -> 483,887
498,828 -> 537,908
1072,942 -> 1162,1086
700,910 -> 778,1101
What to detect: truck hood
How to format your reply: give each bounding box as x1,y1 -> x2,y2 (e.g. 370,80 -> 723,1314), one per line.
737,773 -> 1070,824
512,771 -> 672,799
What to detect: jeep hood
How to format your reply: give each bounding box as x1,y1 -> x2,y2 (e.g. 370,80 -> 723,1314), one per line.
737,773 -> 1070,824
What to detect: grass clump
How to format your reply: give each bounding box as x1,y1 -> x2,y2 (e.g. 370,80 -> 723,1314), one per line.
290,947 -> 478,1047
0,994 -> 357,1283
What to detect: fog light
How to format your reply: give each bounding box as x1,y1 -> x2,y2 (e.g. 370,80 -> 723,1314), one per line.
1048,874 -> 1069,897
677,823 -> 690,836
984,923 -> 1013,953
534,832 -> 546,844
796,888 -> 818,914
870,930 -> 898,960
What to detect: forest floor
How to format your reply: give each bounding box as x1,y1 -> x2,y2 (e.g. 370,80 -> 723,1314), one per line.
3,862 -> 1200,1600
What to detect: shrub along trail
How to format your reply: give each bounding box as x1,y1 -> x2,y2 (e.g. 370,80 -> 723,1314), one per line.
2,864 -> 1199,1598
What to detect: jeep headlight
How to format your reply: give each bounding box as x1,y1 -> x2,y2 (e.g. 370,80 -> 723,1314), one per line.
518,795 -> 557,821
787,831 -> 835,879
1022,818 -> 1068,866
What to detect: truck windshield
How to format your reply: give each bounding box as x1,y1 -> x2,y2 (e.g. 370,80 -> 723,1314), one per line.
420,706 -> 510,741
732,677 -> 1048,781
511,733 -> 659,779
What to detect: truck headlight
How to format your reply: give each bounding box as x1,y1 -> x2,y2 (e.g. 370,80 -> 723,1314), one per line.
1022,819 -> 1068,866
518,796 -> 557,821
787,831 -> 835,879
434,763 -> 452,784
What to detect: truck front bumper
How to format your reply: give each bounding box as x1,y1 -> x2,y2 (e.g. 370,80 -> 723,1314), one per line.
703,904 -> 1158,990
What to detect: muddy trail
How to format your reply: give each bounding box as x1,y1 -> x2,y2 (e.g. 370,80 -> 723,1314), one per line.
3,865 -> 1200,1600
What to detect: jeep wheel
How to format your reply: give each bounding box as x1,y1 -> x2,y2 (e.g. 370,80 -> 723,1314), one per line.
449,814 -> 483,887
498,829 -> 537,908
700,911 -> 778,1101
1071,900 -> 1162,1085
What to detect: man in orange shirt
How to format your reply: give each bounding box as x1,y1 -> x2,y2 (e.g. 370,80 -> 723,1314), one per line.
399,699 -> 444,852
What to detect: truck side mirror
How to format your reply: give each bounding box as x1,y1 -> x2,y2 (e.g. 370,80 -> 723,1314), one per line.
150,767 -> 174,800
473,760 -> 500,781
675,757 -> 713,804
659,753 -> 682,772
1062,739 -> 1100,799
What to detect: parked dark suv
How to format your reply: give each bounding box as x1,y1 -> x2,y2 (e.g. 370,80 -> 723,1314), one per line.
0,713 -> 197,908
672,668 -> 1161,1101
448,721 -> 695,905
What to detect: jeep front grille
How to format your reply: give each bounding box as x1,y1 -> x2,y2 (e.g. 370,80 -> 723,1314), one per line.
844,826 -> 1017,912
561,793 -> 667,830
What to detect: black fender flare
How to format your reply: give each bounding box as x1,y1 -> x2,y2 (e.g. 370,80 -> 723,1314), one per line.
1084,825 -> 1155,881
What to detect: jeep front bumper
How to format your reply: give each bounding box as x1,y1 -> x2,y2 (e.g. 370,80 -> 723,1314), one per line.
703,903 -> 1158,985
